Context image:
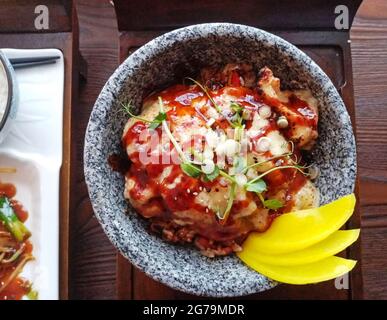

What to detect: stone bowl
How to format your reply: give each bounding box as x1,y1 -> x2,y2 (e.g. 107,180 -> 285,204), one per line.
84,23 -> 356,297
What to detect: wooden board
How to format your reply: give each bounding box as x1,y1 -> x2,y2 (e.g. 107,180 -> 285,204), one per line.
0,0 -> 72,33
68,0 -> 119,300
117,29 -> 362,300
111,0 -> 363,300
68,0 -> 387,300
350,0 -> 387,299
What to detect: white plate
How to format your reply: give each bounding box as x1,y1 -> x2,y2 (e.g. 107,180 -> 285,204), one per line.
0,48 -> 64,300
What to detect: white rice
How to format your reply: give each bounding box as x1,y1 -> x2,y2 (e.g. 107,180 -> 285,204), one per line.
0,60 -> 9,124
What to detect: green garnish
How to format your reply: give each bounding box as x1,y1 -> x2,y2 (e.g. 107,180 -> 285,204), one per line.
233,156 -> 246,174
257,193 -> 284,210
233,125 -> 244,141
263,199 -> 284,210
245,179 -> 267,193
122,101 -> 166,130
180,162 -> 202,178
230,101 -> 243,113
245,163 -> 306,211
148,111 -> 167,130
121,102 -> 151,123
230,101 -> 244,129
246,165 -> 307,187
0,197 -> 31,242
186,77 -> 222,113
189,148 -> 204,163
218,170 -> 237,184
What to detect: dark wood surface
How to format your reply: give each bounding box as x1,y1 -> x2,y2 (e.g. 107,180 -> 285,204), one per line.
115,0 -> 361,31
69,0 -> 387,299
351,0 -> 387,299
69,0 -> 118,300
0,0 -> 72,33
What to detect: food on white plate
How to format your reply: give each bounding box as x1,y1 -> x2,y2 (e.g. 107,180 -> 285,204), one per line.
118,63 -> 320,257
0,60 -> 9,124
0,177 -> 36,300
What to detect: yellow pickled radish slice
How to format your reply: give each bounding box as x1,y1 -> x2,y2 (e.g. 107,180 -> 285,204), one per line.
238,255 -> 357,285
244,194 -> 356,255
238,229 -> 360,266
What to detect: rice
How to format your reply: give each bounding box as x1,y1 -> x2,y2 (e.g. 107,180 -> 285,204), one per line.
0,60 -> 9,125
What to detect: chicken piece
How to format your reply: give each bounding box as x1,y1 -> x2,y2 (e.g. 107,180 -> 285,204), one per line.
257,67 -> 319,150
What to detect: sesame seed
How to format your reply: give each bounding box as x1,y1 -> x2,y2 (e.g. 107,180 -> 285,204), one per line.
193,192 -> 198,196
187,189 -> 191,194
205,208 -> 209,213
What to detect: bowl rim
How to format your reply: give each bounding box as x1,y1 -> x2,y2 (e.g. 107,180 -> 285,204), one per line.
84,22 -> 356,297
0,52 -> 13,132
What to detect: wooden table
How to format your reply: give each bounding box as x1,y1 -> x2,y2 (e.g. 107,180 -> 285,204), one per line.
70,0 -> 387,299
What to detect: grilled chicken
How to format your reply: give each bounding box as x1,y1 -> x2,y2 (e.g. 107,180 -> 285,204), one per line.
122,64 -> 319,257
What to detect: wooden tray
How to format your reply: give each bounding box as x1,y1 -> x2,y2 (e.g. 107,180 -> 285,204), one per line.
114,0 -> 363,299
0,0 -> 78,300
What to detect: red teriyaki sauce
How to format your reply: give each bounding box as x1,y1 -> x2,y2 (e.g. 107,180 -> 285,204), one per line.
119,81 -> 316,240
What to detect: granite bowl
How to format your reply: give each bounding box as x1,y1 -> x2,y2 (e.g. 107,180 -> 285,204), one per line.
84,23 -> 356,297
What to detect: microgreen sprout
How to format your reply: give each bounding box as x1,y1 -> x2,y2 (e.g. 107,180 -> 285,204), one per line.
217,182 -> 236,223
122,101 -> 166,130
121,102 -> 152,123
246,165 -> 307,187
186,77 -> 222,113
257,193 -> 284,210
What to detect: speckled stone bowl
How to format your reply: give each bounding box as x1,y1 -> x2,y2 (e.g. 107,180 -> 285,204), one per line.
84,23 -> 356,297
